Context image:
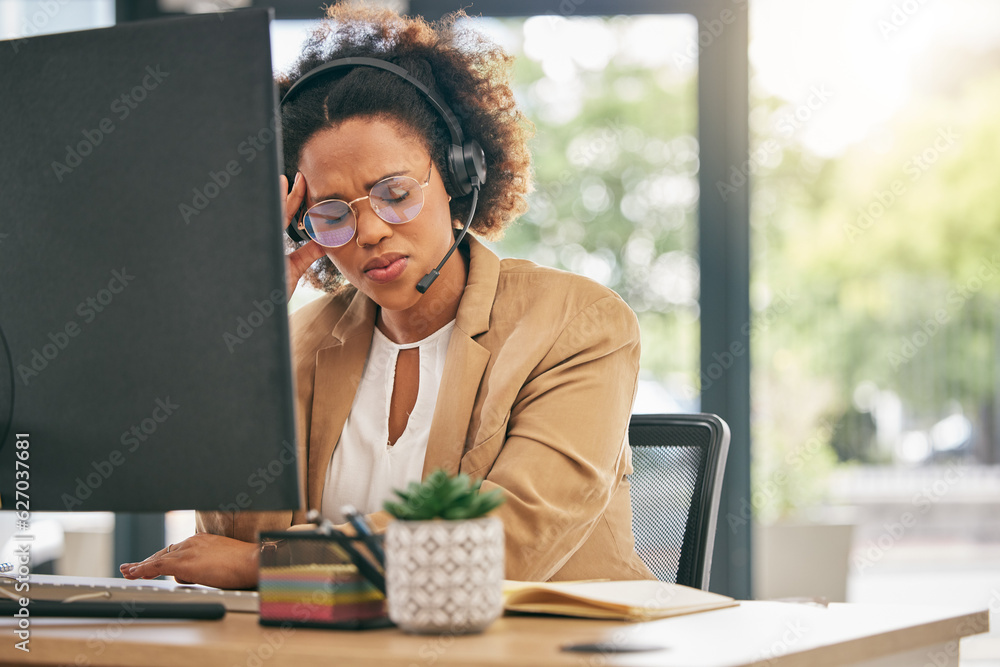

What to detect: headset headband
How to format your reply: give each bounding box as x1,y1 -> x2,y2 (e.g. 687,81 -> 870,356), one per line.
280,57 -> 465,148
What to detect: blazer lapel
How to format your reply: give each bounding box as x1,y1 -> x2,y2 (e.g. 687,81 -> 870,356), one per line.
303,237 -> 502,495
306,291 -> 377,511
422,237 -> 501,477
422,333 -> 490,476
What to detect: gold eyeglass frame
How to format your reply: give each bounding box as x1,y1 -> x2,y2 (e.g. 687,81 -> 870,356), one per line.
297,161 -> 434,247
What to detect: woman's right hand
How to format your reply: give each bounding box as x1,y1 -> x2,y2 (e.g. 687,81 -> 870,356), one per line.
119,533 -> 259,590
280,172 -> 326,297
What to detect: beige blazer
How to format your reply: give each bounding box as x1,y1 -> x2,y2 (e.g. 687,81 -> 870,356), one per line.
198,236 -> 654,582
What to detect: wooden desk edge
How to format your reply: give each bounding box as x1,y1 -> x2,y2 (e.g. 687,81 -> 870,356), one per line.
0,602 -> 991,667
770,606 -> 990,667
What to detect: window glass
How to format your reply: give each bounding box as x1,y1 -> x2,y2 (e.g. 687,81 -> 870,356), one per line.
750,0 -> 1000,623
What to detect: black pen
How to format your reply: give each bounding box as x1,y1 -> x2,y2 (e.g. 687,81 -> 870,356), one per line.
331,531 -> 386,595
306,510 -> 385,594
341,504 -> 386,567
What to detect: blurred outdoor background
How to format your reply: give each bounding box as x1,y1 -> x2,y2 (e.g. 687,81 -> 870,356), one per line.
285,3 -> 1000,660
3,1 -> 999,660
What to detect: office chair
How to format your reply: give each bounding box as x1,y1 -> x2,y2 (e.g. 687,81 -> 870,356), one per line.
627,413 -> 730,590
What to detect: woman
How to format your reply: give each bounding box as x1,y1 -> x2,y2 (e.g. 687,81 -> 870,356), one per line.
121,5 -> 653,589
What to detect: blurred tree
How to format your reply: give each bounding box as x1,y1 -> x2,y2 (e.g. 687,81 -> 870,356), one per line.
490,17 -> 700,400
753,67 -> 1000,464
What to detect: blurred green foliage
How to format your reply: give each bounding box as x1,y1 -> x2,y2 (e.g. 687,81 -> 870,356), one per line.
485,17 -> 998,483
753,68 -> 1000,466
491,18 -> 700,400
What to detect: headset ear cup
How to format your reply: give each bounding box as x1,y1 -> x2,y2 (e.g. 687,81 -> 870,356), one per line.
447,144 -> 472,196
464,139 -> 487,188
447,140 -> 487,196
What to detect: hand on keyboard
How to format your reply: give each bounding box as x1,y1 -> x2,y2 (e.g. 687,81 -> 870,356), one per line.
119,533 -> 260,590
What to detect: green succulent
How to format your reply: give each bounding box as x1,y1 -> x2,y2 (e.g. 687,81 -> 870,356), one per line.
383,469 -> 505,521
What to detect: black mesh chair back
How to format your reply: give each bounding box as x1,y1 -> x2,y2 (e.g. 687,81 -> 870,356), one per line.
627,413 -> 730,590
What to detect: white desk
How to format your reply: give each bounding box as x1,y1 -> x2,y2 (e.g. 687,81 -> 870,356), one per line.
0,600 -> 988,666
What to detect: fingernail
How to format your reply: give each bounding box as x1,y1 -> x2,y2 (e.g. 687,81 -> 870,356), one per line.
128,567 -> 137,574
294,172 -> 301,185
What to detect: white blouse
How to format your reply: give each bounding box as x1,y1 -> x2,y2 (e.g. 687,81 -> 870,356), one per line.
319,319 -> 456,523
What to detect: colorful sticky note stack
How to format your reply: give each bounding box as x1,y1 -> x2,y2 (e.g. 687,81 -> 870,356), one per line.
259,562 -> 386,626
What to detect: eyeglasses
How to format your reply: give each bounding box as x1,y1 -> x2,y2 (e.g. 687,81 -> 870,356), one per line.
296,162 -> 433,248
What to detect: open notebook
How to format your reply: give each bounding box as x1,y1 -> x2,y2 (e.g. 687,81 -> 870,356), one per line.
1,575 -> 733,621
502,579 -> 738,621
0,574 -> 258,613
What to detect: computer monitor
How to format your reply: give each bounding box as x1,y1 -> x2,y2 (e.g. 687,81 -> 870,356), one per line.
0,9 -> 301,513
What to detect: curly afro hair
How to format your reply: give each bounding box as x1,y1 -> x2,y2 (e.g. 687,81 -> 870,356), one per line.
277,4 -> 534,293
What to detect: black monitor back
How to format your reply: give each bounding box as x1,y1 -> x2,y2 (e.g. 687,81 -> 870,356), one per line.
0,9 -> 300,512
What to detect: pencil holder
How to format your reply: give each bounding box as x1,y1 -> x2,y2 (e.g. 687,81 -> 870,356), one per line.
257,530 -> 390,630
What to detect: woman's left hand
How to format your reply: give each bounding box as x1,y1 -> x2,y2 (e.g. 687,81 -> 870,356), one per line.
119,533 -> 259,590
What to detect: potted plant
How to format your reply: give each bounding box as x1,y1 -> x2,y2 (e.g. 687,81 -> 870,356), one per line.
751,372 -> 856,602
383,469 -> 506,634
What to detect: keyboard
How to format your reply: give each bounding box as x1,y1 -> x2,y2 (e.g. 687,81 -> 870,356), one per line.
0,573 -> 258,613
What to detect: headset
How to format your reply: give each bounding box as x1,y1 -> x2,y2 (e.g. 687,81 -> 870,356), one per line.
279,57 -> 487,293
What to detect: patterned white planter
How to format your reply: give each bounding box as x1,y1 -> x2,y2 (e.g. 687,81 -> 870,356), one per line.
385,516 -> 504,634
